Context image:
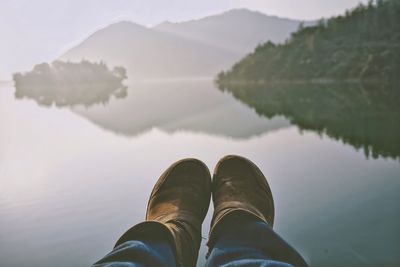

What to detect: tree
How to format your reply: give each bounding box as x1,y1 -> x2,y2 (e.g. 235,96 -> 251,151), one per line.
113,66 -> 127,80
33,63 -> 50,74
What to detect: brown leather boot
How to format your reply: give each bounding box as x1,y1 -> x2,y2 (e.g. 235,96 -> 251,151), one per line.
115,158 -> 211,267
208,155 -> 275,248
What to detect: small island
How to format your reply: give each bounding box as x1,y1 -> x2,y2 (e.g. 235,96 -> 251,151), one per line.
13,60 -> 128,107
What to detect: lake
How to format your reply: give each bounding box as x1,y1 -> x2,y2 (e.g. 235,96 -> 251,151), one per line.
0,79 -> 399,267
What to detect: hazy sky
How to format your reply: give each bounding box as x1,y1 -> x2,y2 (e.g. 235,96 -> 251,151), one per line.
1,0 -> 368,80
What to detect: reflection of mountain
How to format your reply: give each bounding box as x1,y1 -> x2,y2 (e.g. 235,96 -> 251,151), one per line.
73,80 -> 291,139
61,9 -> 306,79
219,82 -> 400,159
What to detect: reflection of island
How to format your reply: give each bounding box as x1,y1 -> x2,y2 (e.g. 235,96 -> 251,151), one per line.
218,82 -> 400,160
13,60 -> 127,107
73,80 -> 291,139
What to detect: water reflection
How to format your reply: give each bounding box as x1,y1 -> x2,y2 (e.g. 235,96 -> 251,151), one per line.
13,60 -> 128,107
14,72 -> 400,160
218,82 -> 400,160
73,80 -> 291,139
1,81 -> 399,267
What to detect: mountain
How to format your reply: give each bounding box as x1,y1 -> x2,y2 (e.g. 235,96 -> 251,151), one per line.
217,1 -> 400,83
61,9 -> 307,80
61,21 -> 238,80
154,9 -> 311,54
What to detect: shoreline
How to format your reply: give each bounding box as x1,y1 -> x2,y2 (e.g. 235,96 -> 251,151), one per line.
215,78 -> 387,86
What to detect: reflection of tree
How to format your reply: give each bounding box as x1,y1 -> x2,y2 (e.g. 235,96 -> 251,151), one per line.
219,82 -> 400,160
13,60 -> 128,107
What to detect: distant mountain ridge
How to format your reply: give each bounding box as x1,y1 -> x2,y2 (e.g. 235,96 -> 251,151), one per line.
154,9 -> 313,54
61,9 -> 308,80
62,20 -> 238,80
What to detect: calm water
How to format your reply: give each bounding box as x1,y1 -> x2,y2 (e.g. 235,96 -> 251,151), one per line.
0,80 -> 399,267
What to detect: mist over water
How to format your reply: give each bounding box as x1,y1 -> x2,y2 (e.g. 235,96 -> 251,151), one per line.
1,79 -> 399,266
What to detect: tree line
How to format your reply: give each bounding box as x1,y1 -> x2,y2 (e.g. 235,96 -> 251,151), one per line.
217,0 -> 400,84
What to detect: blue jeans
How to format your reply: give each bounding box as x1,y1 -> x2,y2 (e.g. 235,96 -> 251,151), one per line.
93,214 -> 308,267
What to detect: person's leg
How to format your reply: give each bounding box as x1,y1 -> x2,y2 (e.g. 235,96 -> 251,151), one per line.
92,158 -> 212,267
93,227 -> 175,267
206,211 -> 307,267
207,155 -> 308,267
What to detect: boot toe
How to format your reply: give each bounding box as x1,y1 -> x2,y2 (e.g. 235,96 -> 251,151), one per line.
209,155 -> 275,248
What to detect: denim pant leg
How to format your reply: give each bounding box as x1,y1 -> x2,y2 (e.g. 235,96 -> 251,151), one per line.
206,213 -> 308,267
92,230 -> 176,267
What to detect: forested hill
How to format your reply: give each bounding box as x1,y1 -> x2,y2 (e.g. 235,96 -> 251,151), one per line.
217,0 -> 400,84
